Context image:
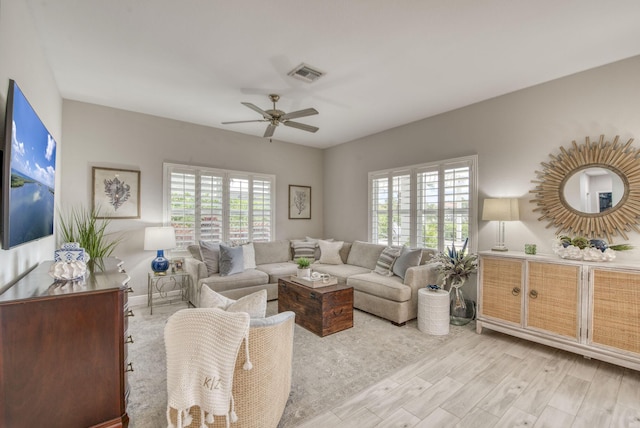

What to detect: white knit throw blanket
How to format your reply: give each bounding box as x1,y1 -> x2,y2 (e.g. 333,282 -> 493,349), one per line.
165,308 -> 252,428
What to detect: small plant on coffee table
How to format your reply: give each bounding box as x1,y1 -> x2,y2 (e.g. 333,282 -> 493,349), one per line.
297,257 -> 311,269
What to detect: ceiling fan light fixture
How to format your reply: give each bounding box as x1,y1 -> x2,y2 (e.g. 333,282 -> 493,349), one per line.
223,94 -> 319,140
287,63 -> 325,83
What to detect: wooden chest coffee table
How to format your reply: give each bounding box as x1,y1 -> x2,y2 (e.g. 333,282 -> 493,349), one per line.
278,278 -> 353,337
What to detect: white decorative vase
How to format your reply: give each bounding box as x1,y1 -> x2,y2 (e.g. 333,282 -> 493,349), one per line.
297,268 -> 311,278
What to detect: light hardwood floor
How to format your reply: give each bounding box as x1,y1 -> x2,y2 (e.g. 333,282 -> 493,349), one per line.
299,326 -> 640,428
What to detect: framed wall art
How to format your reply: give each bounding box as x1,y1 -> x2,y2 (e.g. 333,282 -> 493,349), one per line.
92,167 -> 141,219
289,185 -> 311,219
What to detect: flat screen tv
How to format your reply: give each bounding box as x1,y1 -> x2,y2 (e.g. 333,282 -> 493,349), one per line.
2,80 -> 57,249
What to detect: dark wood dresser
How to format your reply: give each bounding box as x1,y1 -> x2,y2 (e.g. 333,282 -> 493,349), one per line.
0,258 -> 132,428
278,277 -> 353,337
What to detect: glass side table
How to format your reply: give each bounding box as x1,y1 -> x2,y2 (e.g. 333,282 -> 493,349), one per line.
147,271 -> 191,314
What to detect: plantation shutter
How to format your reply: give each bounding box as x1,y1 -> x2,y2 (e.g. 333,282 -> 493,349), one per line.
164,163 -> 275,249
252,178 -> 272,242
168,168 -> 197,248
369,156 -> 477,252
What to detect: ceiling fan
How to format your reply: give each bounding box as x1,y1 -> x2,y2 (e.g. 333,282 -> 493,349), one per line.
222,94 -> 319,139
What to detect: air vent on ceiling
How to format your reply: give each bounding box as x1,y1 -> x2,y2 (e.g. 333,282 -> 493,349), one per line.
287,63 -> 325,83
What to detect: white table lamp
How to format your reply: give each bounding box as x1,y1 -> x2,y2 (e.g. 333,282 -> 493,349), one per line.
144,226 -> 176,274
482,198 -> 520,251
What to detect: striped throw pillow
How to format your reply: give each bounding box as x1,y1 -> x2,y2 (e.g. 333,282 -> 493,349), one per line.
373,246 -> 401,276
292,240 -> 316,262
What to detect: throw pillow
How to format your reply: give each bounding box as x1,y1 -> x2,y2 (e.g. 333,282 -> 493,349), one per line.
373,246 -> 402,276
199,241 -> 220,276
317,240 -> 344,265
291,240 -> 316,262
242,242 -> 256,269
200,286 -> 267,318
219,244 -> 244,276
227,289 -> 267,318
392,247 -> 423,279
187,244 -> 203,261
200,284 -> 235,309
306,237 -> 333,260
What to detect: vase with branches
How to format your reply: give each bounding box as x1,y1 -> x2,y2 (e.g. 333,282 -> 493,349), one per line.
432,238 -> 478,325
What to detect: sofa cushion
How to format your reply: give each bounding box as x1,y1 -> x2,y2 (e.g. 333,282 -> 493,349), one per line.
291,240 -> 316,262
219,244 -> 245,276
227,289 -> 267,318
200,285 -> 234,309
347,241 -> 386,270
199,241 -> 220,275
347,272 -> 411,303
242,242 -> 257,269
393,247 -> 423,279
256,262 -> 297,283
187,244 -> 203,261
200,269 -> 269,293
373,246 -> 401,276
305,236 -> 332,260
311,263 -> 370,282
340,242 -> 352,264
317,240 -> 344,264
253,240 -> 291,265
200,286 -> 267,318
419,248 -> 437,264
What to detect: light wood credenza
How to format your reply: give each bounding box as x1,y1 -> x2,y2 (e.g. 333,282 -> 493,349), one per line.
0,258 -> 132,427
477,251 -> 640,371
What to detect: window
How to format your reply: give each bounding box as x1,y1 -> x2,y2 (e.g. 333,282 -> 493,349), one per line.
369,155 -> 477,252
163,163 -> 275,249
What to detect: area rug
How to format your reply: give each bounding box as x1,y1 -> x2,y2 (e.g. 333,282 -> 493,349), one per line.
126,301 -> 469,427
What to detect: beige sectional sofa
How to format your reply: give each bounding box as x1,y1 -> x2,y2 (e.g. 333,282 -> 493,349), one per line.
184,239 -> 439,325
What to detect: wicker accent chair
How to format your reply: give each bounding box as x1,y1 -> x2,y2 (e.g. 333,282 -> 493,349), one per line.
167,311 -> 295,428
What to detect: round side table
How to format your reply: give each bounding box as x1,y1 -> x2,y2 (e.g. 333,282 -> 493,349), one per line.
417,288 -> 450,335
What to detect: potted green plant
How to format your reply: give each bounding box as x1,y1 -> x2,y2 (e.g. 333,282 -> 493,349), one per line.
58,206 -> 122,272
296,257 -> 312,278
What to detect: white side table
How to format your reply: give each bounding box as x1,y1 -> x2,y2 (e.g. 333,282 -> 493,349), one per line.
418,288 -> 450,335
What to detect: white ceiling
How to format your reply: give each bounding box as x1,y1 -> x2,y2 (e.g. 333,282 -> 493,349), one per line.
25,0 -> 640,149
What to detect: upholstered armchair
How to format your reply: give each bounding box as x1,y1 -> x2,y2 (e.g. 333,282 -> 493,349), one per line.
167,311 -> 295,428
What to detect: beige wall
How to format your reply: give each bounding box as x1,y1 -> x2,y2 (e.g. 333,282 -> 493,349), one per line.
0,0 -> 62,289
324,56 -> 640,261
61,101 -> 324,297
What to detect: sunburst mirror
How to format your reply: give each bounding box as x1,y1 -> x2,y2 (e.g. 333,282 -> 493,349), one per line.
530,135 -> 640,242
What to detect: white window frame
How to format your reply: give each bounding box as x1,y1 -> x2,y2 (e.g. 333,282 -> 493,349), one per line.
368,155 -> 478,252
163,162 -> 275,248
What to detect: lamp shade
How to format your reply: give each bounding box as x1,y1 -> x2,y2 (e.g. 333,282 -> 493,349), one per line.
144,226 -> 176,251
482,198 -> 520,221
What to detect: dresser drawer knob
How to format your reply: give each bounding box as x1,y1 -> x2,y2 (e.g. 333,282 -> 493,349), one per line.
125,362 -> 134,372
125,309 -> 135,317
529,290 -> 538,299
512,287 -> 521,296
126,335 -> 134,344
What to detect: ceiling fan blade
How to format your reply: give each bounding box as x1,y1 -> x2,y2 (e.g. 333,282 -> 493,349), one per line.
280,108 -> 318,120
242,102 -> 273,119
264,124 -> 277,138
283,121 -> 319,133
222,119 -> 268,124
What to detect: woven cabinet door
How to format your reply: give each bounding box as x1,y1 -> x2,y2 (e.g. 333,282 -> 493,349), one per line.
591,269 -> 640,355
480,257 -> 523,325
527,261 -> 580,340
